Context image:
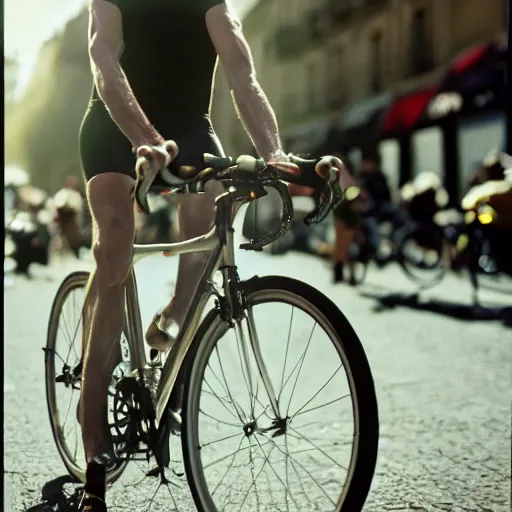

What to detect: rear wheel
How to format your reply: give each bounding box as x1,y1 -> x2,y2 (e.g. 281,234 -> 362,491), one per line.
182,275 -> 379,512
44,271 -> 129,483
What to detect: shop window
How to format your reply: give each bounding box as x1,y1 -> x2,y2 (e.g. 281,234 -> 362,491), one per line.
412,126 -> 444,181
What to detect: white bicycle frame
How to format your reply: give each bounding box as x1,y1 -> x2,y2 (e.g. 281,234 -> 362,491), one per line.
124,189 -> 240,425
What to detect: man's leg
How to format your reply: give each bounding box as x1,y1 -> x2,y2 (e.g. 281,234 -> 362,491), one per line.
145,182 -> 223,408
79,173 -> 135,501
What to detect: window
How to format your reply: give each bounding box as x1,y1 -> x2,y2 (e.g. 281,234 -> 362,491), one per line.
370,32 -> 383,93
411,8 -> 432,75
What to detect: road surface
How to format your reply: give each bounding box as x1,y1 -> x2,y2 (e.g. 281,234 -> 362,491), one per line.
4,235 -> 511,512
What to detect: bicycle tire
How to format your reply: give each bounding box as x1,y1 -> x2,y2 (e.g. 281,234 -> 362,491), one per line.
45,271 -> 128,484
181,275 -> 379,512
398,224 -> 447,288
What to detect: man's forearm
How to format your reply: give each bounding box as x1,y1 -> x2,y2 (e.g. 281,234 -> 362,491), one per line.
92,57 -> 162,148
230,80 -> 285,161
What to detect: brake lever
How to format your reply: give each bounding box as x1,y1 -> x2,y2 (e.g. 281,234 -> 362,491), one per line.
304,167 -> 344,225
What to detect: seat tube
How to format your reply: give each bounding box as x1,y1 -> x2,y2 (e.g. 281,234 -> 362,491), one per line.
217,191 -> 237,267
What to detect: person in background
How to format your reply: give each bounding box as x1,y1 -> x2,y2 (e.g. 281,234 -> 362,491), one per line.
331,156 -> 367,284
357,158 -> 392,261
52,175 -> 90,257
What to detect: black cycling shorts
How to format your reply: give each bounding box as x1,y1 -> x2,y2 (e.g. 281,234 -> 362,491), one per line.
79,101 -> 224,189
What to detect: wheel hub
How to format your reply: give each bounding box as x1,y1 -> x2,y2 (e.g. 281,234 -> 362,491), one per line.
252,416 -> 289,438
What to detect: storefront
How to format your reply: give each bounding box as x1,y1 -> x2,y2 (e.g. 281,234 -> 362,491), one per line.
336,91 -> 393,168
422,41 -> 506,201
378,40 -> 506,205
378,86 -> 437,202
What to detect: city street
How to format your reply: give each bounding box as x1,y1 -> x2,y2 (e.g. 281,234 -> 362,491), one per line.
4,225 -> 511,512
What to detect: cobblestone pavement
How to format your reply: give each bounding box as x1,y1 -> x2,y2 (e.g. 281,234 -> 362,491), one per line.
4,226 -> 511,512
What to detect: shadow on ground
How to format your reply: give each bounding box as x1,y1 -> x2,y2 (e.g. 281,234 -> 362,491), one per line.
359,287 -> 512,327
25,475 -> 82,512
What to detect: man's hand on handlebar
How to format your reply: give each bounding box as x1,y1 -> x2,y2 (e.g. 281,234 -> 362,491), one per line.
268,153 -> 346,197
133,140 -> 179,214
132,147 -> 347,225
135,140 -> 179,178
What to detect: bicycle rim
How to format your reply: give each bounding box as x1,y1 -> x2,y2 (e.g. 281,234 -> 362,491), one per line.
399,228 -> 447,288
45,271 -> 128,483
182,276 -> 378,512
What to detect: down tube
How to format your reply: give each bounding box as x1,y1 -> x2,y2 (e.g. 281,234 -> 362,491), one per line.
125,267 -> 147,371
154,244 -> 223,424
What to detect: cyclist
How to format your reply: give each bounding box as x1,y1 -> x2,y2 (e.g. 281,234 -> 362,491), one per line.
77,0 -> 344,510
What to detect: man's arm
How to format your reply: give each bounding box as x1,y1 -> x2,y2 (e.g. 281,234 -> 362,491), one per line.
205,5 -> 286,161
88,0 -> 163,148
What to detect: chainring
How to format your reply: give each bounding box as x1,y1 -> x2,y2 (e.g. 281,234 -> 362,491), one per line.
109,371 -> 158,462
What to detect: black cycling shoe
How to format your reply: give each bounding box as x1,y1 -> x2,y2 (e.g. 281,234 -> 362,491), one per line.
77,492 -> 107,512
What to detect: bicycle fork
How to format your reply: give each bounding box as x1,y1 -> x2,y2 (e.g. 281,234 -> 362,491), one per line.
221,265 -> 281,422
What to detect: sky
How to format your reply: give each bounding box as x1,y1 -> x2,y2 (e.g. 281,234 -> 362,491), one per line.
4,0 -> 258,99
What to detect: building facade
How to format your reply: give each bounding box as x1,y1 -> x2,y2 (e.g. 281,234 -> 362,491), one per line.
212,0 -> 507,202
4,56 -> 18,110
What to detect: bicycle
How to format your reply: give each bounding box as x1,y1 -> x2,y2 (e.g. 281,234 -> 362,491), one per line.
44,153 -> 379,511
347,213 -> 450,289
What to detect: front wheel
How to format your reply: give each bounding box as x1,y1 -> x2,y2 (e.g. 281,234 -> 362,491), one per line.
181,275 -> 379,512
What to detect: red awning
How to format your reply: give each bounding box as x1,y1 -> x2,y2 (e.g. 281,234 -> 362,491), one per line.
380,86 -> 436,137
450,42 -> 493,75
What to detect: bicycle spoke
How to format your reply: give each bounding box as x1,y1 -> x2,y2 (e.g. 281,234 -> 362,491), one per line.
199,408 -> 241,429
268,436 -> 336,507
254,435 -> 300,511
203,437 -> 272,471
210,435 -> 245,497
199,430 -> 244,450
214,346 -> 246,422
286,322 -> 316,416
236,441 -> 276,512
284,434 -> 292,512
278,306 -> 294,404
61,299 -> 81,363
285,434 -> 313,510
292,393 -> 349,420
290,365 -> 345,419
288,427 -> 346,471
203,377 -> 240,422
